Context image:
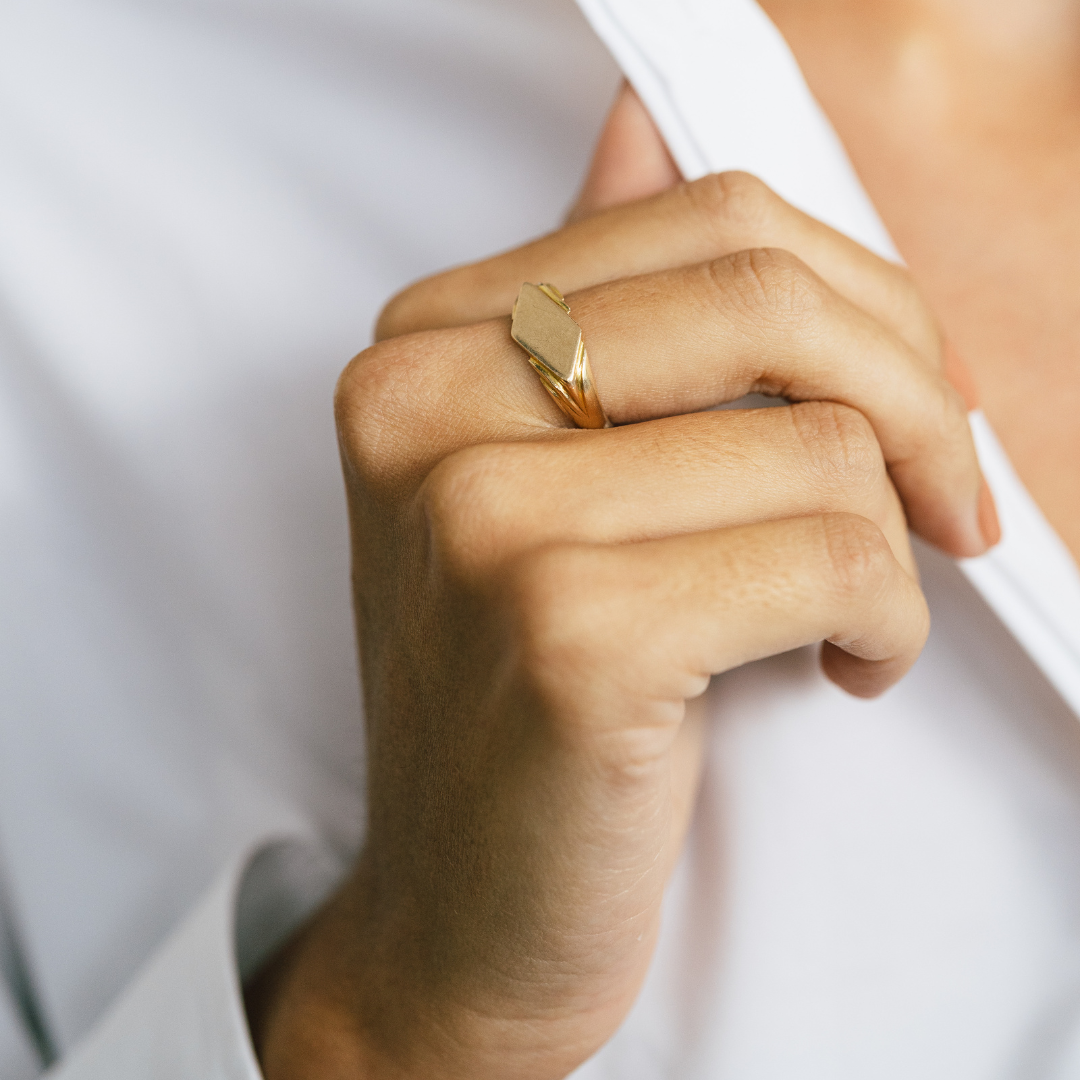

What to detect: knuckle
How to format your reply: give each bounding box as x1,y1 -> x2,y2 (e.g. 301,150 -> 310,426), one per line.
910,369 -> 972,463
419,445 -> 516,579
374,278 -> 433,341
336,327 -> 462,493
510,546 -> 590,639
884,264 -> 944,363
939,377 -> 972,431
334,338 -> 416,486
887,264 -> 924,315
712,246 -> 826,325
790,401 -> 886,495
504,547 -> 601,692
689,170 -> 776,233
819,513 -> 896,598
508,547 -> 613,664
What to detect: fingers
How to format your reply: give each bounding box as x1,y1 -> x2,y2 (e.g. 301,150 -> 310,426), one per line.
377,172 -> 938,368
566,81 -> 682,225
419,403 -> 915,577
571,254 -> 980,553
346,250 -> 984,555
507,514 -> 930,742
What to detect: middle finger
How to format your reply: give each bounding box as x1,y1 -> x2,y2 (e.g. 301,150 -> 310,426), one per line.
419,402 -> 916,578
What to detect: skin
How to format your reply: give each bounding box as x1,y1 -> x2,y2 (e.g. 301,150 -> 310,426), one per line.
760,0 -> 1080,562
245,80 -> 1002,1080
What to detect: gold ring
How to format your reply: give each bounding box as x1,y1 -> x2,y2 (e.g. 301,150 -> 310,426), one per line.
511,283 -> 610,429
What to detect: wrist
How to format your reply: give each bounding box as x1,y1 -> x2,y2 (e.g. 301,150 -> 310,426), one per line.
245,895 -> 371,1080
244,868 -> 629,1080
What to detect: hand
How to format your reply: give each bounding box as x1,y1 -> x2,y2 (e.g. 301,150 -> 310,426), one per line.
247,86 -> 997,1079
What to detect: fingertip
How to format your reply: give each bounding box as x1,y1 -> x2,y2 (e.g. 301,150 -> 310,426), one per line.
920,473 -> 1000,559
819,642 -> 908,699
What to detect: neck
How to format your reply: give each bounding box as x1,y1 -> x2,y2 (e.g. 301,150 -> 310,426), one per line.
761,0 -> 1080,129
763,0 -> 1080,66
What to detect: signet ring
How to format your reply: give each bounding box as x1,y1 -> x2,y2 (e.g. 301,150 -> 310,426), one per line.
510,283 -> 611,429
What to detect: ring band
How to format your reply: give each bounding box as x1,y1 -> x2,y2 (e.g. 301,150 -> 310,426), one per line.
511,283 -> 610,429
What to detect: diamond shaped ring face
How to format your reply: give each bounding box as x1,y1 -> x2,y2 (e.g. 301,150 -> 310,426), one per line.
510,283 -> 610,429
511,282 -> 582,382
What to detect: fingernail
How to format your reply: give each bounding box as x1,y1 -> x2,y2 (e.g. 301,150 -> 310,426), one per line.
978,476 -> 1001,549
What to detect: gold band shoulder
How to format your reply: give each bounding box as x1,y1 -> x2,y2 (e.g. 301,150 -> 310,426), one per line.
510,282 -> 610,429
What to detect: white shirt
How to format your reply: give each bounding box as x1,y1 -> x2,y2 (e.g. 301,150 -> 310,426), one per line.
1,1 -> 1079,1077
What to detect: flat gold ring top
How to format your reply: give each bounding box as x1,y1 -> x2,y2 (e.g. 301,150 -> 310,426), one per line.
510,283 -> 611,429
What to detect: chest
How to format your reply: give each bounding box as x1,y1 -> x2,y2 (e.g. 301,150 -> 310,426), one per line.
759,3 -> 1080,562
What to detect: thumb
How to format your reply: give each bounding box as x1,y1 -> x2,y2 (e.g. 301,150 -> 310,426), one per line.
567,81 -> 682,224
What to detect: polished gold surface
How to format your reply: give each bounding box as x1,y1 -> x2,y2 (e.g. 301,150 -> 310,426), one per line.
511,283 -> 610,429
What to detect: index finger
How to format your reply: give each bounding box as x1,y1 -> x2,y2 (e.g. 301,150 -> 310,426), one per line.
377,172 -> 941,366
